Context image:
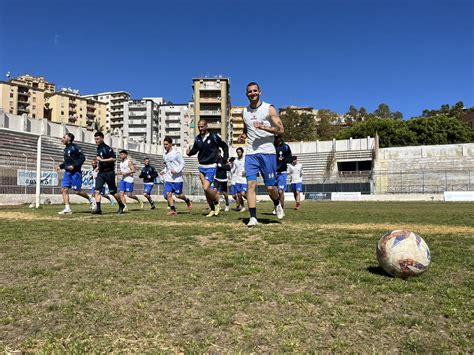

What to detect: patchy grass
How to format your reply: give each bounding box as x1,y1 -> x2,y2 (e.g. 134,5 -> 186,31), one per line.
0,201 -> 473,352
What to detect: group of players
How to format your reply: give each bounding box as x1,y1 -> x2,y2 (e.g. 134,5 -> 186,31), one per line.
56,82 -> 303,226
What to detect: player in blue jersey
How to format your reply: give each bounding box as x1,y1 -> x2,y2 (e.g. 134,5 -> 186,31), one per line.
139,157 -> 158,209
55,133 -> 93,214
187,120 -> 229,217
274,135 -> 293,212
238,82 -> 285,227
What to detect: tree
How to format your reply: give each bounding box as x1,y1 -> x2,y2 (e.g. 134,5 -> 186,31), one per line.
407,115 -> 474,145
336,118 -> 417,147
315,109 -> 341,140
371,103 -> 403,120
421,101 -> 470,119
280,109 -> 317,141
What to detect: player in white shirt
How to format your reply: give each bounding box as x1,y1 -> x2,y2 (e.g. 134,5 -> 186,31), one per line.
231,147 -> 248,212
238,82 -> 285,226
162,136 -> 192,216
118,150 -> 143,212
288,156 -> 303,210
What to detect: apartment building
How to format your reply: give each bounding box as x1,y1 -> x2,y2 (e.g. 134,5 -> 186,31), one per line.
123,98 -> 161,144
157,104 -> 192,147
279,105 -> 320,122
82,91 -> 130,133
192,77 -> 231,141
0,75 -> 55,119
230,106 -> 245,147
44,88 -> 107,130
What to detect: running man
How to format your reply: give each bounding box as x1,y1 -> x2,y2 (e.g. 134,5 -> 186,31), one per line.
238,82 -> 285,226
163,136 -> 192,216
55,133 -> 92,214
90,158 -> 115,207
186,120 -> 229,217
288,156 -> 303,210
139,157 -> 158,209
274,135 -> 293,211
92,131 -> 123,215
228,157 -> 237,204
214,150 -> 231,212
118,150 -> 143,212
232,147 -> 248,212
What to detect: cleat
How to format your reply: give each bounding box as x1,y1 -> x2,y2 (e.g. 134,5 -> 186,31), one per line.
224,205 -> 230,212
151,202 -> 156,210
272,208 -> 276,215
186,200 -> 193,211
166,210 -> 177,216
214,202 -> 221,216
110,199 -> 116,207
58,208 -> 72,215
206,210 -> 216,217
276,204 -> 285,220
295,202 -> 301,210
90,199 -> 96,211
91,209 -> 102,215
247,217 -> 258,227
117,205 -> 124,215
123,205 -> 128,212
239,207 -> 246,213
139,199 -> 144,209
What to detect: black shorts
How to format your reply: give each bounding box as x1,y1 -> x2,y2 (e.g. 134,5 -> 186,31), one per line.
95,171 -> 117,195
214,180 -> 228,193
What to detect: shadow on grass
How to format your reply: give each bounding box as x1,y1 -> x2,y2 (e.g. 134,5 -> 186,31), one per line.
238,217 -> 281,225
367,265 -> 393,278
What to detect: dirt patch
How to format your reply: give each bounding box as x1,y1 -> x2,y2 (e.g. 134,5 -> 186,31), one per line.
313,223 -> 474,235
0,211 -> 61,221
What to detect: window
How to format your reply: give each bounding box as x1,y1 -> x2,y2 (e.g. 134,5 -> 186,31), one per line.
61,111 -> 64,115
33,97 -> 36,102
32,105 -> 36,110
80,114 -> 82,118
32,114 -> 36,118
9,93 -> 13,98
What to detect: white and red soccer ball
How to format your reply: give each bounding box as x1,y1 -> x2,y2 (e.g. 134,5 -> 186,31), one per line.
376,230 -> 431,278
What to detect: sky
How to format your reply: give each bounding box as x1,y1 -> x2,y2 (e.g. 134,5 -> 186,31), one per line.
0,0 -> 472,118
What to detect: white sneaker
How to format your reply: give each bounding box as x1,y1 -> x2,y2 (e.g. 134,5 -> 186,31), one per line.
239,207 -> 246,213
90,199 -> 97,211
123,205 -> 128,212
276,204 -> 285,220
214,202 -> 221,216
272,208 -> 276,215
247,217 -> 258,227
224,205 -> 230,212
58,208 -> 72,215
139,199 -> 144,209
206,210 -> 216,217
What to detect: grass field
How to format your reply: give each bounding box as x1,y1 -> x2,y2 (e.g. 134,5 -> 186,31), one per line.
0,201 -> 473,353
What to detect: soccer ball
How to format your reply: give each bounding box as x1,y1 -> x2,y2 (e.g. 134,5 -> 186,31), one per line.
376,230 -> 431,278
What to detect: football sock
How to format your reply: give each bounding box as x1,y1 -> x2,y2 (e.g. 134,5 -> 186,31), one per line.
271,197 -> 280,207
249,207 -> 257,218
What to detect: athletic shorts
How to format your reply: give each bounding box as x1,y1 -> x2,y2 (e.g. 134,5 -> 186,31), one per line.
245,153 -> 277,186
291,182 -> 303,193
119,180 -> 134,193
198,167 -> 216,183
234,182 -> 248,193
213,180 -> 227,193
61,171 -> 82,191
95,171 -> 117,195
91,185 -> 106,195
163,181 -> 183,198
276,172 -> 288,192
143,183 -> 154,195
229,184 -> 236,195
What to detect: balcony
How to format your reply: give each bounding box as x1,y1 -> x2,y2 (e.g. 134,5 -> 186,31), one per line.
199,97 -> 221,103
165,123 -> 181,129
69,102 -> 77,107
207,122 -> 221,130
199,83 -> 221,91
17,106 -> 29,114
86,113 -> 95,118
200,110 -> 221,116
17,96 -> 29,104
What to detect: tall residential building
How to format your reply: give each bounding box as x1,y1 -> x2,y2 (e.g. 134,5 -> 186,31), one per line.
82,91 -> 130,134
123,98 -> 162,144
44,89 -> 107,130
157,104 -> 191,147
0,75 -> 55,119
230,106 -> 245,147
192,77 -> 231,141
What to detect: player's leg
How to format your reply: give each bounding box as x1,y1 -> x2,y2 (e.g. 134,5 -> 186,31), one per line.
107,173 -> 124,214
143,183 -> 155,209
244,155 -> 260,226
58,171 -> 73,214
126,183 -> 143,208
261,154 -> 284,220
294,183 -> 302,209
166,191 -> 176,216
92,173 -> 105,214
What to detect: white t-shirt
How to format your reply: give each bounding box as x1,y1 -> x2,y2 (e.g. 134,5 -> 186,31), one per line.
120,158 -> 134,183
163,148 -> 184,183
232,157 -> 247,184
288,163 -> 303,183
243,101 -> 276,155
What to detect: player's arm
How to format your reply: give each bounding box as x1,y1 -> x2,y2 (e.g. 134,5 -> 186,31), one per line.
238,122 -> 247,143
186,138 -> 199,156
175,154 -> 185,174
71,146 -> 86,170
217,136 -> 229,161
126,160 -> 136,176
255,105 -> 284,135
285,145 -> 293,164
97,148 -> 116,163
138,168 -> 145,179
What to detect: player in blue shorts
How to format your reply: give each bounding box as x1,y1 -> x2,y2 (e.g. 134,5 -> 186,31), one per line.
187,120 -> 229,217
163,136 -> 192,216
118,150 -> 143,212
274,135 -> 293,213
55,133 -> 93,214
139,157 -> 158,209
231,147 -> 248,212
288,156 -> 304,210
238,82 -> 285,226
